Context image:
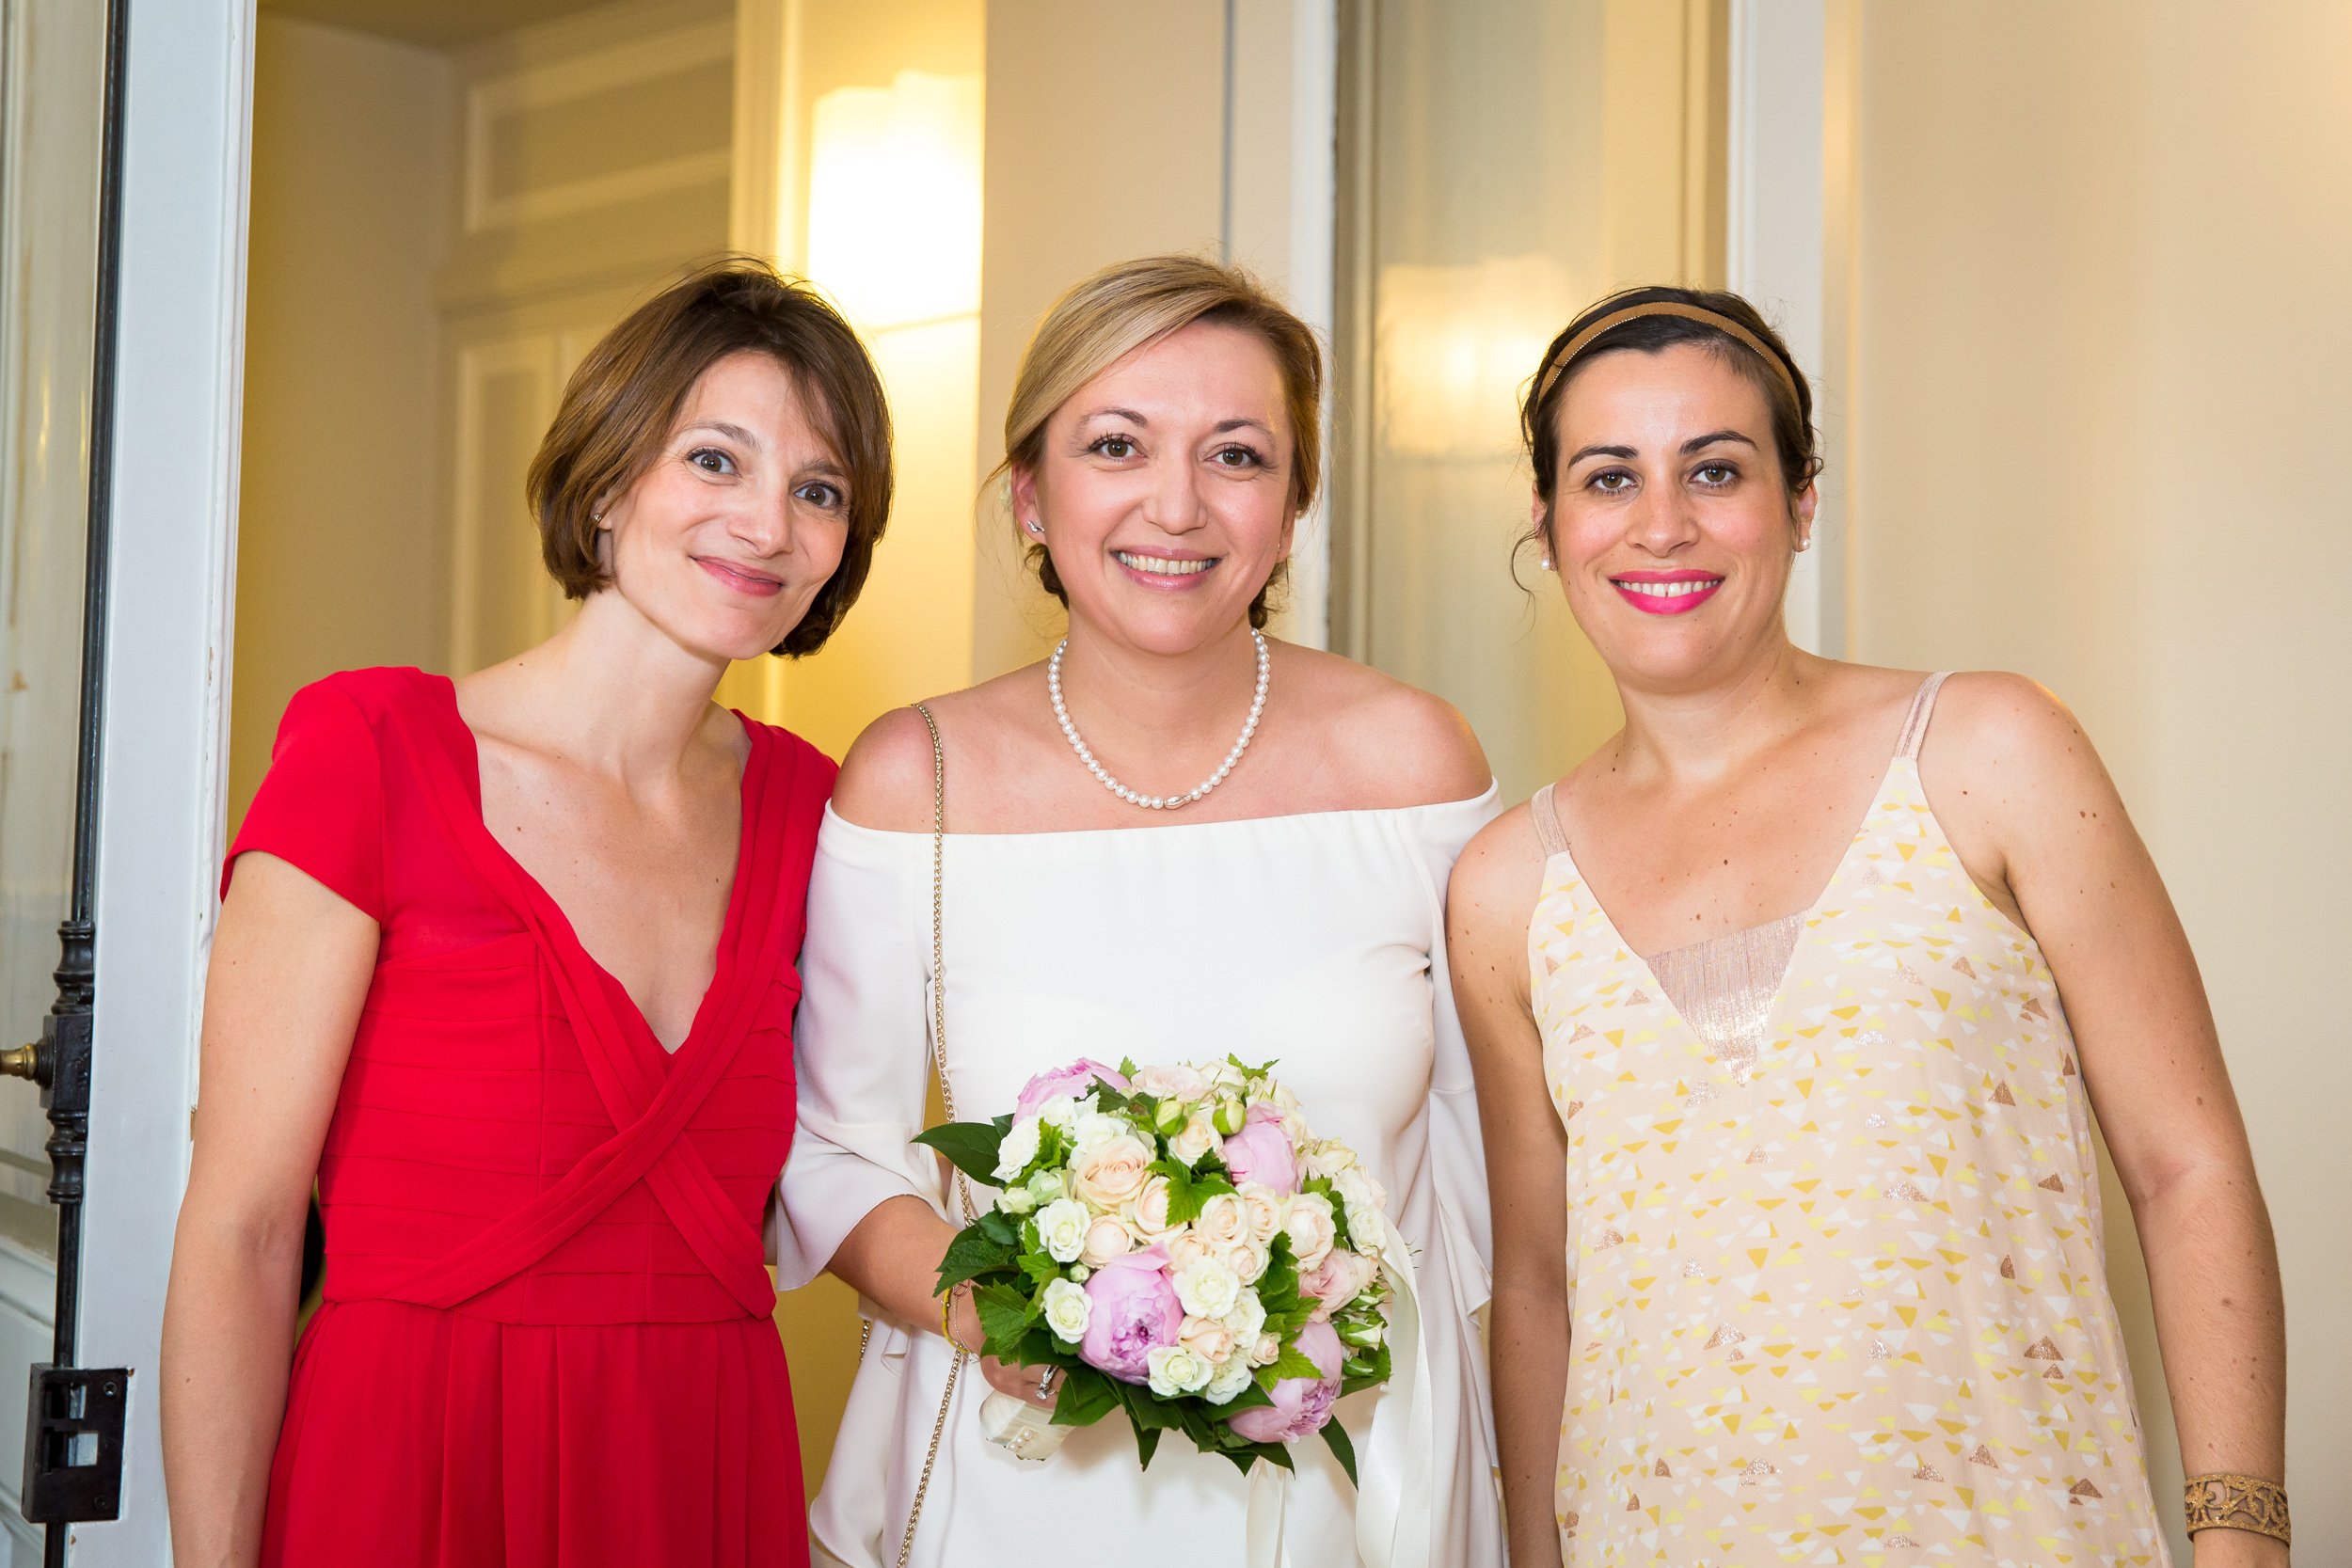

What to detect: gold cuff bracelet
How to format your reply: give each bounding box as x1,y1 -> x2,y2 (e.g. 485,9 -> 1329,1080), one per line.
2185,1472 -> 2290,1545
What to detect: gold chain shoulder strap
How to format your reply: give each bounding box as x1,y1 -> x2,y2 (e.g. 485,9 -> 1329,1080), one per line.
887,702 -> 973,1568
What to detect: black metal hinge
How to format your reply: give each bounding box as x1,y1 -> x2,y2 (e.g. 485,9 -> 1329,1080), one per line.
18,1365 -> 127,1525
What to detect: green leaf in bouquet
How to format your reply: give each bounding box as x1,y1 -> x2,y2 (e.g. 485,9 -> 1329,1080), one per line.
1016,1251 -> 1062,1291
977,1209 -> 1021,1248
974,1281 -> 1038,1348
1051,1364 -> 1121,1428
1133,1426 -> 1162,1468
1218,1376 -> 1275,1413
1319,1418 -> 1359,1487
1122,1385 -> 1185,1431
1341,1340 -> 1392,1399
913,1119 -> 1010,1187
1263,1344 -> 1327,1386
934,1226 -> 1016,1292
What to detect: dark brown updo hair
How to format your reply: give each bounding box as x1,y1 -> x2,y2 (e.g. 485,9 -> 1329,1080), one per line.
527,256 -> 893,657
1520,285 -> 1819,552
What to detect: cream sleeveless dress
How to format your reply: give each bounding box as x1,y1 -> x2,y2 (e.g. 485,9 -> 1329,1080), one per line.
1527,674 -> 2169,1566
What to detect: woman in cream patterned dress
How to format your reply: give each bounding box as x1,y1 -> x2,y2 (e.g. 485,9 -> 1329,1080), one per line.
1448,287 -> 2290,1567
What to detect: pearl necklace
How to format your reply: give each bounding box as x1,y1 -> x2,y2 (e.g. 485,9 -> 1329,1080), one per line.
1048,629 -> 1269,811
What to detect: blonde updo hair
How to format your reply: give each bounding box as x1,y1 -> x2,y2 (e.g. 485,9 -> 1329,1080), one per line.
993,254 -> 1324,629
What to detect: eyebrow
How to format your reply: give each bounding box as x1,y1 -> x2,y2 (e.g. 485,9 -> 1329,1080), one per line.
1565,430 -> 1758,467
1079,406 -> 1148,426
1212,418 -> 1274,437
681,420 -> 762,447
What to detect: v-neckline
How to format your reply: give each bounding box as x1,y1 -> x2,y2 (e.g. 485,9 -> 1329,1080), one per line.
427,673 -> 760,1057
1543,753 -> 1905,1053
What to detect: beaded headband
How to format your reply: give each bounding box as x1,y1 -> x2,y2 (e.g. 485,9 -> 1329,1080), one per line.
1533,300 -> 1803,410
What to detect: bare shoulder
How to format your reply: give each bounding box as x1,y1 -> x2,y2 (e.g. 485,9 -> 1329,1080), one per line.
1283,643 -> 1491,807
1451,800 -> 1549,913
1921,670 -> 2112,799
830,705 -> 940,832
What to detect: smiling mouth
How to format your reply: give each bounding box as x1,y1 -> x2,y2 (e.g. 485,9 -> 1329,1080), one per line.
1113,550 -> 1216,578
696,557 -> 786,596
1610,573 -> 1724,614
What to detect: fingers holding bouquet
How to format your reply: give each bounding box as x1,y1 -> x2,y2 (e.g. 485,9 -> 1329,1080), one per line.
913,1056 -> 1398,1479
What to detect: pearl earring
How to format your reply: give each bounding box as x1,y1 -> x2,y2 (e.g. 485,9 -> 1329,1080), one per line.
1540,555 -> 1553,571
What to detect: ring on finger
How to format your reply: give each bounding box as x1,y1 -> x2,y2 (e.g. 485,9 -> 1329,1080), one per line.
1036,1367 -> 1057,1402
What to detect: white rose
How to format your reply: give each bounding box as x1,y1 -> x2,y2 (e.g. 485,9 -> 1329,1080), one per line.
1279,1108 -> 1313,1146
1035,1197 -> 1091,1264
1225,1238 -> 1271,1285
1146,1342 -> 1215,1398
1035,1093 -> 1080,1132
1204,1354 -> 1258,1405
1174,1255 -> 1243,1320
1261,1079 -> 1302,1114
1069,1132 -> 1153,1211
1132,1064 -> 1208,1101
1194,1192 -> 1249,1252
1221,1289 -> 1266,1345
1204,1059 -> 1248,1093
1025,1168 -> 1066,1206
1042,1277 -> 1092,1343
1248,1332 -> 1282,1368
1070,1111 -> 1134,1152
1124,1175 -> 1182,1244
1178,1313 -> 1237,1365
1236,1183 -> 1285,1243
1283,1192 -> 1338,1271
996,1186 -> 1035,1215
1332,1165 -> 1386,1217
1301,1140 -> 1357,1181
1168,1109 -> 1222,1167
993,1117 -> 1043,1182
1080,1214 -> 1133,1268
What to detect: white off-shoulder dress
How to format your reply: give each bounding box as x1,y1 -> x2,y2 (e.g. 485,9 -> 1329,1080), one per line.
777,790 -> 1506,1568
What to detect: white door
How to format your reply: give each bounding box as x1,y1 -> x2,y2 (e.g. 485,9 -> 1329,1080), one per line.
0,0 -> 251,1561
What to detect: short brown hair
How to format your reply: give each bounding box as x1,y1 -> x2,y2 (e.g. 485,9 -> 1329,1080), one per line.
1521,284 -> 1819,554
994,254 -> 1323,630
527,256 -> 893,657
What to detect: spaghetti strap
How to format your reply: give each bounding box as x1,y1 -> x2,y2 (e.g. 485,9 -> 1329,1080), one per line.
1530,783 -> 1570,859
1895,672 -> 1953,760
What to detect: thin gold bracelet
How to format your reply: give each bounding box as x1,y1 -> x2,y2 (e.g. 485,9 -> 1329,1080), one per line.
2185,1472 -> 2290,1545
939,1283 -> 967,1354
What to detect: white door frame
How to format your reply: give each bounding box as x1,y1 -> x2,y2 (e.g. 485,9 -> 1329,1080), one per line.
1726,0 -> 1841,656
71,0 -> 251,1560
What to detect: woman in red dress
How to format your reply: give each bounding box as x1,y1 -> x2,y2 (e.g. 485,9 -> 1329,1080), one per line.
158,258 -> 892,1567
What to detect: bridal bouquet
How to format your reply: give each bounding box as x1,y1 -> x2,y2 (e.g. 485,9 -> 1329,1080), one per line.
914,1056 -> 1393,1479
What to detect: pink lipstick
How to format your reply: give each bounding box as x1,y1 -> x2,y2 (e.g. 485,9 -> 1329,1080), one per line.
1610,569 -> 1724,615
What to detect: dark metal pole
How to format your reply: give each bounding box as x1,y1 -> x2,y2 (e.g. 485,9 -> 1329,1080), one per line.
37,0 -> 135,1560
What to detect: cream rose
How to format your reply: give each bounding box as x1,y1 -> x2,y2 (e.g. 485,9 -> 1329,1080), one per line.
1042,1277 -> 1092,1343
1124,1175 -> 1182,1245
1248,1332 -> 1282,1368
1165,1231 -> 1216,1275
1173,1255 -> 1244,1320
1301,1140 -> 1357,1181
1035,1197 -> 1092,1264
1225,1239 -> 1271,1286
1070,1111 -> 1136,1153
1178,1313 -> 1238,1365
1236,1182 -> 1285,1243
1194,1192 -> 1249,1252
1168,1109 -> 1222,1168
1070,1132 -> 1153,1211
1146,1342 -> 1216,1398
1132,1063 -> 1208,1101
1204,1354 -> 1258,1405
1282,1192 -> 1339,1271
1080,1214 -> 1134,1269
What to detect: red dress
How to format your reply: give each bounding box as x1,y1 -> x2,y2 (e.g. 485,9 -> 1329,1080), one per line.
226,667 -> 826,1568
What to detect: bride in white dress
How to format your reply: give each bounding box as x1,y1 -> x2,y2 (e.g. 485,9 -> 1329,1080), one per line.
777,256 -> 1504,1567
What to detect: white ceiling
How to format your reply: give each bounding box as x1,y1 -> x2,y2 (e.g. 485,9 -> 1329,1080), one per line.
258,0 -> 627,49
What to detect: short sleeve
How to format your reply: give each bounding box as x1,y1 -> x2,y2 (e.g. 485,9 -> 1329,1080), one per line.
224,676 -> 389,921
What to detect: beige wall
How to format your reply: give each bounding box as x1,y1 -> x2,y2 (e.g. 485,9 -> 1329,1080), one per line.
1848,6 -> 2352,1556
232,16 -> 455,819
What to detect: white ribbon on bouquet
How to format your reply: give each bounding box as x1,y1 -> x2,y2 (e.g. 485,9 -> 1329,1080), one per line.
1244,1210 -> 1433,1568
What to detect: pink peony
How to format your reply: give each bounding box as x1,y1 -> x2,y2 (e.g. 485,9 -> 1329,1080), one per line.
1014,1058 -> 1132,1119
1079,1247 -> 1182,1384
1226,1320 -> 1343,1443
1217,1105 -> 1297,1195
